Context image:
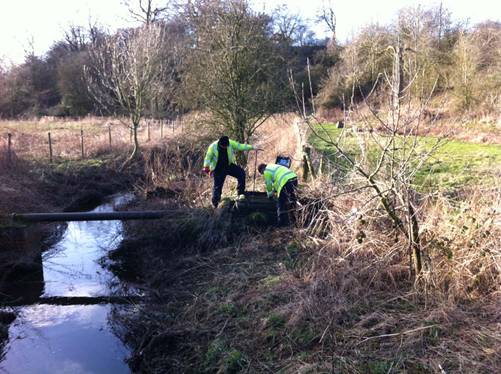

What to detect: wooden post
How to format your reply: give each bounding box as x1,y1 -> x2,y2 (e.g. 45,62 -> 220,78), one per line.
80,129 -> 84,159
302,82 -> 306,118
7,133 -> 12,165
307,57 -> 316,115
147,121 -> 151,142
48,132 -> 53,163
302,146 -> 315,181
108,125 -> 112,150
172,119 -> 175,134
160,120 -> 164,138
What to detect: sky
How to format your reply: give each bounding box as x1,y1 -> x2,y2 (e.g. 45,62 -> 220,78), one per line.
0,0 -> 499,65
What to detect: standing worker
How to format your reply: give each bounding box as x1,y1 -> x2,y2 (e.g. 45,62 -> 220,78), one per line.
203,136 -> 261,208
258,163 -> 298,226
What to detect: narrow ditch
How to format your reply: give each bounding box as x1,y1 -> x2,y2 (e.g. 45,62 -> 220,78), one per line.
0,194 -> 137,374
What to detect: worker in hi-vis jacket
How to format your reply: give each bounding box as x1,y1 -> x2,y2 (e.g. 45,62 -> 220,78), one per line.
258,163 -> 298,226
203,136 -> 262,208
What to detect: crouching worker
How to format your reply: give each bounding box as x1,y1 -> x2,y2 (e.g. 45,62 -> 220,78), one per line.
203,136 -> 260,208
258,163 -> 298,226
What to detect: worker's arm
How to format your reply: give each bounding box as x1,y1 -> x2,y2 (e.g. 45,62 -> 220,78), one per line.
203,144 -> 215,171
229,139 -> 253,152
263,170 -> 274,198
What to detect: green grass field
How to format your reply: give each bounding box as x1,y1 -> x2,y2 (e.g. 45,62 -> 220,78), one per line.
311,123 -> 501,190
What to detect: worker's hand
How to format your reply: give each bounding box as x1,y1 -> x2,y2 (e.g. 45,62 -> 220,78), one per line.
202,166 -> 210,175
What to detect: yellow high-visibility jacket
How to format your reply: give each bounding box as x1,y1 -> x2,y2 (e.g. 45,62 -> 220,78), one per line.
203,139 -> 253,171
264,164 -> 297,197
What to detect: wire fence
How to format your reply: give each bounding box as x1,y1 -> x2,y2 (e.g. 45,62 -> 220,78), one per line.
0,117 -> 184,165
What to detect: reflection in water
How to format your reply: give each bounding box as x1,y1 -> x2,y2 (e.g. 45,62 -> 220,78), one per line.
1,305 -> 129,374
0,194 -> 135,374
42,199 -> 128,297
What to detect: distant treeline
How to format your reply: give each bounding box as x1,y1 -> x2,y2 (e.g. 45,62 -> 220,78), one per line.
0,1 -> 499,119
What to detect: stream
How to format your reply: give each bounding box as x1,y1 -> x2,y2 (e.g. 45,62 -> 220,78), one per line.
0,194 -> 136,374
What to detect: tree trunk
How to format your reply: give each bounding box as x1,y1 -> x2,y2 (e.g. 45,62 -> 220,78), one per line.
408,202 -> 422,275
131,121 -> 140,159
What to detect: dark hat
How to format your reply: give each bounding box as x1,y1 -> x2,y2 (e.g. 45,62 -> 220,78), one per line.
218,136 -> 229,147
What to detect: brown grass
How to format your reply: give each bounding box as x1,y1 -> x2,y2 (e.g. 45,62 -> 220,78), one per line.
0,116 -> 187,161
279,179 -> 501,372
4,113 -> 499,372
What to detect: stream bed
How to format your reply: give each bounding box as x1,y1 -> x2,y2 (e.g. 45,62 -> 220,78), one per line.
0,194 -> 136,374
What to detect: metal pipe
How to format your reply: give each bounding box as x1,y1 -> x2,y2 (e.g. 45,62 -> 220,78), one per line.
11,210 -> 174,223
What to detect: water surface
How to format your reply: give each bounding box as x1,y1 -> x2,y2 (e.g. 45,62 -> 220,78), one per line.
0,194 -> 135,374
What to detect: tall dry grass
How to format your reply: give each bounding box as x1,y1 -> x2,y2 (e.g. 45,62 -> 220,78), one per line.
281,177 -> 501,372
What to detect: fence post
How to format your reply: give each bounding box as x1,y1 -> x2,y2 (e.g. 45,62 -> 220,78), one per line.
160,120 -> 164,139
302,145 -> 315,181
7,133 -> 12,166
172,119 -> 175,134
80,129 -> 85,159
48,132 -> 53,163
147,121 -> 151,142
108,124 -> 112,150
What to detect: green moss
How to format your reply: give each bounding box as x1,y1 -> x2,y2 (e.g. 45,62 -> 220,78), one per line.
291,326 -> 317,347
204,339 -> 247,373
218,302 -> 239,317
246,211 -> 267,225
205,338 -> 227,367
266,313 -> 287,330
365,360 -> 394,374
222,350 -> 247,373
259,275 -> 282,288
54,158 -> 105,170
284,241 -> 301,270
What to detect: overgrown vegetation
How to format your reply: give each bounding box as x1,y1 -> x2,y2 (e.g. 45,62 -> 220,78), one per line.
1,1 -> 500,373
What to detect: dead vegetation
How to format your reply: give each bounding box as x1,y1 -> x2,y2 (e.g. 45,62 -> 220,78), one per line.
107,126 -> 500,372
2,114 -> 500,373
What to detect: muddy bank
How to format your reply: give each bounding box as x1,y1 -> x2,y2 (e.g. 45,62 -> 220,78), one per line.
100,189 -> 292,373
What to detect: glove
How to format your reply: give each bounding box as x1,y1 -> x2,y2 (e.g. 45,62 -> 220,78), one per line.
202,166 -> 210,175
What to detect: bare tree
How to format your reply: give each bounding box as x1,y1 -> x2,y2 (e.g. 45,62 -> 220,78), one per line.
318,0 -> 336,44
122,0 -> 170,25
182,0 -> 286,157
85,24 -> 178,161
300,35 -> 444,276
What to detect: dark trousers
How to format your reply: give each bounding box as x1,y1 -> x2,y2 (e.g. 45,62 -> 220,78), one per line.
212,164 -> 246,207
277,179 -> 298,226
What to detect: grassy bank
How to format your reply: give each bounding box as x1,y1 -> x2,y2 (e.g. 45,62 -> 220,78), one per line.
312,123 -> 501,190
